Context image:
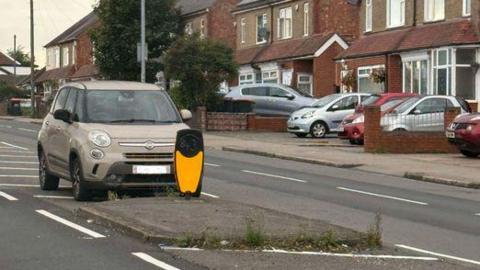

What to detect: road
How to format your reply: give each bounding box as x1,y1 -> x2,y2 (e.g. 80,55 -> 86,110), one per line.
0,119 -> 479,269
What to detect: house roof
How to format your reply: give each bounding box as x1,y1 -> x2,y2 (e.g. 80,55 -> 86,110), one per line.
176,0 -> 217,15
0,51 -> 17,66
36,66 -> 75,83
235,0 -> 280,12
236,33 -> 345,65
338,19 -> 480,59
45,11 -> 99,48
18,68 -> 46,86
70,64 -> 99,80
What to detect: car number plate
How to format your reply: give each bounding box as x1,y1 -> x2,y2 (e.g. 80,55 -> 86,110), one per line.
445,131 -> 455,139
132,165 -> 170,175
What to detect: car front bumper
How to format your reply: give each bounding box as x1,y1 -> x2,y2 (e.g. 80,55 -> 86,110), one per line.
287,118 -> 313,134
338,123 -> 364,141
447,129 -> 480,152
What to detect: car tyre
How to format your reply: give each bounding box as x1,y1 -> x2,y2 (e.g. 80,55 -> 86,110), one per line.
310,121 -> 328,138
460,150 -> 479,158
39,151 -> 59,191
71,158 -> 92,201
349,139 -> 358,145
295,133 -> 308,138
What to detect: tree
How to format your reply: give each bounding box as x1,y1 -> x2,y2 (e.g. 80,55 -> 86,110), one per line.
91,0 -> 183,82
0,82 -> 26,101
164,34 -> 238,110
7,46 -> 32,66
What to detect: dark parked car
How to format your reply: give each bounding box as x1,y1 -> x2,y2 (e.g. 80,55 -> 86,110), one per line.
446,113 -> 480,158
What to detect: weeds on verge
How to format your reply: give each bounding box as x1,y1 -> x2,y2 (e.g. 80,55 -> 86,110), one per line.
366,212 -> 383,248
244,215 -> 266,247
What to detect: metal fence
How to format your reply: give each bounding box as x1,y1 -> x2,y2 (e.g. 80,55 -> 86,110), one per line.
380,112 -> 446,132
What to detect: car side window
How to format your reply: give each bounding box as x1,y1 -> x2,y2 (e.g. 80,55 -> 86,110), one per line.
242,87 -> 268,97
361,95 -> 370,103
75,90 -> 85,121
269,87 -> 289,98
52,88 -> 70,112
64,89 -> 77,114
415,98 -> 452,114
330,96 -> 359,111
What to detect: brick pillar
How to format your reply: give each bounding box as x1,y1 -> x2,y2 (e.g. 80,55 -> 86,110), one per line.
247,113 -> 256,131
364,105 -> 381,153
386,55 -> 402,93
467,101 -> 478,112
444,107 -> 461,130
197,106 -> 207,132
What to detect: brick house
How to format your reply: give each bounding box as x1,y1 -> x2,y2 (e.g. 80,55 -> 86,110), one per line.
233,0 -> 360,97
337,0 -> 480,104
36,11 -> 99,99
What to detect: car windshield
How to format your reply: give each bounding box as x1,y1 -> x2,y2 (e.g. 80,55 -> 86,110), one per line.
312,94 -> 342,108
361,95 -> 380,106
391,97 -> 421,114
380,99 -> 406,112
82,90 -> 181,124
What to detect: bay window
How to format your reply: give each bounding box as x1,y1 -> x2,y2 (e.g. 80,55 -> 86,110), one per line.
239,73 -> 254,85
425,0 -> 445,22
278,7 -> 292,39
357,66 -> 385,93
403,60 -> 428,95
387,0 -> 405,28
262,70 -> 279,83
433,49 -> 452,95
455,48 -> 476,100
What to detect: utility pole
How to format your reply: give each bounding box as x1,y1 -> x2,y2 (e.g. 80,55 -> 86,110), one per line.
13,35 -> 17,85
140,0 -> 146,83
30,0 -> 36,117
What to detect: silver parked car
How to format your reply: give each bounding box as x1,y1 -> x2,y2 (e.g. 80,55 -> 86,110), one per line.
288,93 -> 371,138
225,83 -> 317,116
381,95 -> 471,132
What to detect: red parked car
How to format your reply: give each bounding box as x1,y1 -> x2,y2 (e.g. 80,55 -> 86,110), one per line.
338,93 -> 417,145
446,113 -> 480,158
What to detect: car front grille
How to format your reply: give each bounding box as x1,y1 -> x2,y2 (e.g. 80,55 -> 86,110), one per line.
123,153 -> 174,159
342,119 -> 354,125
452,123 -> 469,130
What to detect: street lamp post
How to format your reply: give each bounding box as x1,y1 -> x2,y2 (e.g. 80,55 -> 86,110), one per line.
140,0 -> 146,83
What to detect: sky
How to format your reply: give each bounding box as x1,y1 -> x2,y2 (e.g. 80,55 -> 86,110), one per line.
0,0 -> 96,67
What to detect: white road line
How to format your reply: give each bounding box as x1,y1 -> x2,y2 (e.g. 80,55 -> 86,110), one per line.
0,191 -> 18,201
205,163 -> 221,167
0,125 -> 12,129
132,252 -> 182,270
36,210 -> 106,238
0,155 -> 36,158
34,195 -> 74,200
396,244 -> 480,266
201,192 -> 219,199
337,187 -> 428,206
475,213 -> 480,216
0,175 -> 37,178
0,150 -> 34,154
18,128 -> 37,133
0,183 -> 69,188
0,167 -> 37,171
0,160 -> 38,164
1,142 -> 29,151
241,170 -> 308,183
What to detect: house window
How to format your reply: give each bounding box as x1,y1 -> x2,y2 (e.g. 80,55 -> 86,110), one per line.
278,7 -> 292,39
403,60 -> 429,95
463,0 -> 471,16
47,48 -> 56,69
425,0 -> 445,22
297,74 -> 313,95
455,48 -> 476,100
185,22 -> 193,35
240,18 -> 246,44
239,73 -> 254,85
387,0 -> 405,28
62,47 -> 69,67
432,48 -> 452,95
357,66 -> 385,93
262,70 -> 279,83
72,42 -> 76,65
256,14 -> 268,44
200,19 -> 206,38
365,0 -> 372,32
303,3 -> 309,36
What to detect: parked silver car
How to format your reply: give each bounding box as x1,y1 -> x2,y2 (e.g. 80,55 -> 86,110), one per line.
381,95 -> 471,132
225,83 -> 317,116
287,93 -> 371,138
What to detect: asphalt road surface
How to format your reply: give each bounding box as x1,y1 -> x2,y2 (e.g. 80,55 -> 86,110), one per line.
0,119 -> 479,269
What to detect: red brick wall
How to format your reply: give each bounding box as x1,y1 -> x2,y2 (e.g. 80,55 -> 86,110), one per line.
314,43 -> 346,97
250,116 -> 288,132
75,28 -> 96,67
386,55 -> 402,93
364,106 -> 460,154
207,112 -> 250,131
313,0 -> 360,41
208,0 -> 239,49
281,60 -> 314,89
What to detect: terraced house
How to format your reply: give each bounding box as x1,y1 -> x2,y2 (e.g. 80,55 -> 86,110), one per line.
337,0 -> 480,105
233,0 -> 360,97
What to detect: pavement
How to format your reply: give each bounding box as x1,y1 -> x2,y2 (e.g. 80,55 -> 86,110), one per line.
0,117 -> 480,269
205,131 -> 480,188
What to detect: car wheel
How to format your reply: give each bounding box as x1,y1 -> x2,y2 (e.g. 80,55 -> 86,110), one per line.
295,133 -> 308,138
39,151 -> 59,191
310,121 -> 328,138
71,158 -> 92,201
349,139 -> 358,145
460,150 -> 479,158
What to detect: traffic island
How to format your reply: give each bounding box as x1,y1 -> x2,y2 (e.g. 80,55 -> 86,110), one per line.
77,196 -> 381,253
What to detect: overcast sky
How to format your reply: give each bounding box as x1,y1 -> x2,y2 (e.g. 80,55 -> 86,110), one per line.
0,0 -> 96,67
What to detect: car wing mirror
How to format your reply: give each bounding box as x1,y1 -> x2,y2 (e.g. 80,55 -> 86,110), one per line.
53,109 -> 72,124
330,104 -> 339,111
180,109 -> 193,121
286,94 -> 295,100
412,109 -> 422,115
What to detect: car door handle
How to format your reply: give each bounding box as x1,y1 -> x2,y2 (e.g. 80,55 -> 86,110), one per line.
45,121 -> 49,126
56,127 -> 62,131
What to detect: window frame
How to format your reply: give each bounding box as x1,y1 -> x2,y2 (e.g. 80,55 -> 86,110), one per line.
239,73 -> 254,85
262,70 -> 279,84
256,13 -> 268,44
365,0 -> 372,32
278,7 -> 293,40
357,65 -> 386,93
200,19 -> 206,38
303,3 -> 310,36
51,88 -> 70,113
240,18 -> 246,44
463,0 -> 471,16
386,0 -> 405,28
424,0 -> 445,22
185,22 -> 193,35
297,73 -> 313,96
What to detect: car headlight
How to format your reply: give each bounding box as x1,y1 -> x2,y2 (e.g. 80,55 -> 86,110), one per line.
466,124 -> 475,132
88,130 -> 111,148
301,111 -> 315,119
352,115 -> 365,124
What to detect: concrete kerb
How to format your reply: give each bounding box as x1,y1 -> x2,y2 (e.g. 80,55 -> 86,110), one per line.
404,172 -> 480,189
222,147 -> 363,169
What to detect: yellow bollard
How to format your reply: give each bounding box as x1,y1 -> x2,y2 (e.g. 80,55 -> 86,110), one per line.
174,129 -> 204,198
